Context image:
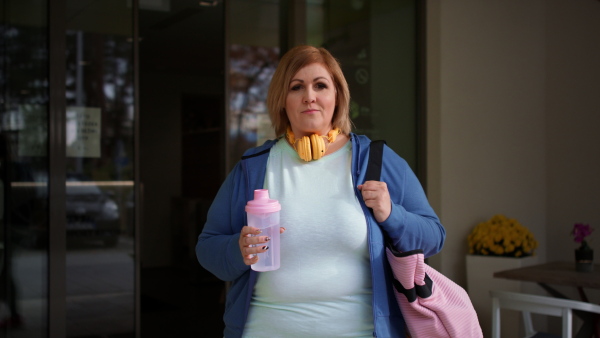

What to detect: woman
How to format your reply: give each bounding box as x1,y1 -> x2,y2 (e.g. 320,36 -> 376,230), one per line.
196,45 -> 445,337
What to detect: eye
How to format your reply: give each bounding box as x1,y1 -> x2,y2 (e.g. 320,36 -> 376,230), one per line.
315,82 -> 328,90
290,84 -> 302,91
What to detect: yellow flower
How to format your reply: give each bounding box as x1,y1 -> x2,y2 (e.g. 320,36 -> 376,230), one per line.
467,214 -> 538,258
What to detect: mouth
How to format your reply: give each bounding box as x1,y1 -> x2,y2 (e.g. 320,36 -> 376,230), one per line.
302,109 -> 319,114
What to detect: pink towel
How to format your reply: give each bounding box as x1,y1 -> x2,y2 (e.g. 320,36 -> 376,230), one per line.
386,248 -> 483,338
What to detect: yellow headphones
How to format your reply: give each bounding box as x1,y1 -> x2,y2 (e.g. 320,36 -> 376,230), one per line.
285,127 -> 341,161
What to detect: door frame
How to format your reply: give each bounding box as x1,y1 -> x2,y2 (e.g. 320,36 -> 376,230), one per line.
46,0 -> 142,336
48,0 -> 67,336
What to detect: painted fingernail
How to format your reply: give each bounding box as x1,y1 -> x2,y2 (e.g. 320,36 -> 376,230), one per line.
255,229 -> 262,234
265,237 -> 271,242
261,246 -> 269,250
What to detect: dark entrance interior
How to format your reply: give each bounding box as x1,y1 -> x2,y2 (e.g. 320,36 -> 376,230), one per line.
138,2 -> 226,336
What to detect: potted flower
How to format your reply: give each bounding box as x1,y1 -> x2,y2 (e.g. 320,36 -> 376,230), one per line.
572,223 -> 594,272
465,214 -> 539,337
467,214 -> 538,258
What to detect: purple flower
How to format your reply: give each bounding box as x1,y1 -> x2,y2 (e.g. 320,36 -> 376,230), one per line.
572,223 -> 594,243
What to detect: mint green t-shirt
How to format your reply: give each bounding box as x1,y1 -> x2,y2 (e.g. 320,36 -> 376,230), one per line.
243,140 -> 374,338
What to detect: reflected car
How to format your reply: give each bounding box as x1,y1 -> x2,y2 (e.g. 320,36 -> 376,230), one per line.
65,175 -> 121,247
10,173 -> 121,248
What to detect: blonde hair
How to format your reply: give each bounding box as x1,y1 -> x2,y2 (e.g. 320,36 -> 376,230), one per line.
267,45 -> 352,136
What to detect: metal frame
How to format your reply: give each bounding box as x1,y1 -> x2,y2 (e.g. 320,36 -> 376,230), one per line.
223,0 -> 230,176
48,0 -> 67,336
279,0 -> 306,55
132,1 -> 141,337
416,0 -> 428,191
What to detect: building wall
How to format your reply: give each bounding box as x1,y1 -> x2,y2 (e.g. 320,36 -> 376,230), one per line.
428,0 -> 599,289
544,0 -> 600,304
428,1 -> 600,333
427,0 -> 547,285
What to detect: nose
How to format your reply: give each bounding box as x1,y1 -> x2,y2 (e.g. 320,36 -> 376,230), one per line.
303,88 -> 316,103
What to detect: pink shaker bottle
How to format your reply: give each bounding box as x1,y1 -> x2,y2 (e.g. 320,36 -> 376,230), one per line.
245,189 -> 281,271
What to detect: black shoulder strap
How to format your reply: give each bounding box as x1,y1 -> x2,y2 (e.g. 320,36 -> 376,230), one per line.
364,140 -> 385,182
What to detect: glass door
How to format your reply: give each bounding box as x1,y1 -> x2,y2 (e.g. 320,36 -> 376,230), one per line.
226,0 -> 280,171
306,0 -> 420,171
0,0 -> 50,336
226,0 -> 421,172
64,1 -> 136,336
2,1 -> 138,336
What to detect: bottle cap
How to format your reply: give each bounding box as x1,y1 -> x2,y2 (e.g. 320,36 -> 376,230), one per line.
245,189 -> 281,214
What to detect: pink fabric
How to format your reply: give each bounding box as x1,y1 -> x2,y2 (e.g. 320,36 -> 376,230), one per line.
386,248 -> 483,338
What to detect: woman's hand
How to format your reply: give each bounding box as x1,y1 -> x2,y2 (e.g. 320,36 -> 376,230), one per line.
358,180 -> 391,223
239,226 -> 286,266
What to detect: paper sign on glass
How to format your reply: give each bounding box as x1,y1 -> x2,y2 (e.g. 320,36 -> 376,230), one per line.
17,104 -> 48,157
66,106 -> 101,158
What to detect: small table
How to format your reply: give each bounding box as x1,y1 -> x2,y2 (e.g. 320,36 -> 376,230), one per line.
494,261 -> 600,290
494,261 -> 600,337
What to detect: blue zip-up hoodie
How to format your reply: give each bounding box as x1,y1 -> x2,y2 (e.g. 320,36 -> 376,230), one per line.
196,134 -> 445,338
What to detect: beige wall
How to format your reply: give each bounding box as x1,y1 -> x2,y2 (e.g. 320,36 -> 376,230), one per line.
545,1 -> 600,268
545,0 -> 600,304
427,0 -> 600,296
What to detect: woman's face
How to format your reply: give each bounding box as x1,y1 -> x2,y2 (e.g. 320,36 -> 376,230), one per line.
285,62 -> 337,137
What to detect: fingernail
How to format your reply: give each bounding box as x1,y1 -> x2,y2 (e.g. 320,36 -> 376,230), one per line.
255,229 -> 262,234
265,237 -> 271,242
281,227 -> 286,231
261,246 -> 269,250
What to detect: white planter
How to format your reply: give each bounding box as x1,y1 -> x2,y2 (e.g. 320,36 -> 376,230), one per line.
466,254 -> 539,338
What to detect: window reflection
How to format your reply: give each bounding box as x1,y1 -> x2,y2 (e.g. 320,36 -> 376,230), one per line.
306,0 -> 419,169
228,45 -> 279,167
65,176 -> 125,248
64,2 -> 135,335
226,0 -> 279,171
1,12 -> 49,335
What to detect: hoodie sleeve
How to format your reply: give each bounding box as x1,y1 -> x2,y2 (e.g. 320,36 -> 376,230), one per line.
377,145 -> 446,258
195,162 -> 250,281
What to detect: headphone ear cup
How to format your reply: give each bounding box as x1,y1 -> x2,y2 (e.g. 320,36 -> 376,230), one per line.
297,136 -> 312,161
310,134 -> 325,160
